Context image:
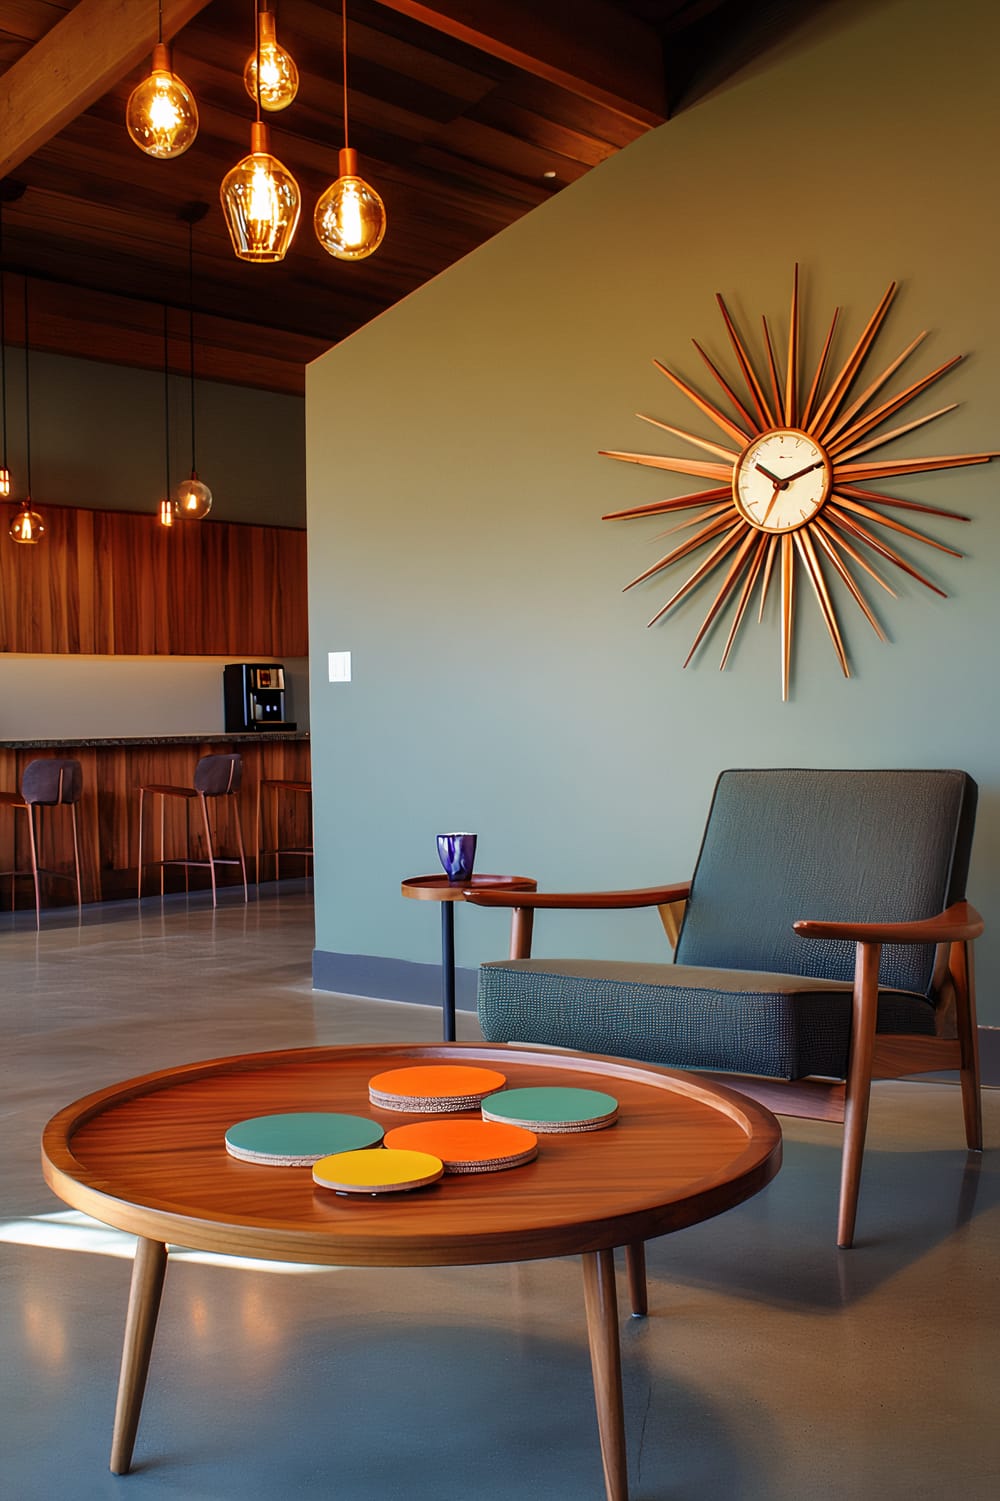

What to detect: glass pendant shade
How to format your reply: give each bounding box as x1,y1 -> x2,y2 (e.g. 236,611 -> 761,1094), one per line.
10,499 -> 45,544
174,471 -> 212,519
0,468 -> 9,498
243,12 -> 299,111
126,43 -> 199,159
314,147 -> 386,261
220,123 -> 301,262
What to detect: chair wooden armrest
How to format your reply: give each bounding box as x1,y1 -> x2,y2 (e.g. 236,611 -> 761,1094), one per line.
463,880 -> 692,911
793,900 -> 984,946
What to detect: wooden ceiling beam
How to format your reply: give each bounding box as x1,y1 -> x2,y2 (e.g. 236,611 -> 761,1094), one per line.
0,0 -> 216,179
369,0 -> 668,128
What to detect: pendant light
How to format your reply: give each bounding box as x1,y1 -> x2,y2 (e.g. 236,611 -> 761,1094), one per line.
315,0 -> 386,261
9,278 -> 45,544
157,306 -> 176,528
0,202 -> 10,499
126,0 -> 199,160
173,205 -> 212,519
221,2 -> 301,263
243,4 -> 299,112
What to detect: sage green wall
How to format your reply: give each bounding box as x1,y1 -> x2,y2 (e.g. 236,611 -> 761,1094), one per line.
306,0 -> 1000,1022
4,349 -> 305,527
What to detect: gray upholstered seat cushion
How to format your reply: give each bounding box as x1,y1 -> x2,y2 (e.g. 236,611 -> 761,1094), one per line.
477,958 -> 936,1080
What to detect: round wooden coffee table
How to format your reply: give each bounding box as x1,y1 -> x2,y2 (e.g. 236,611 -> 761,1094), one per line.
41,1042 -> 781,1500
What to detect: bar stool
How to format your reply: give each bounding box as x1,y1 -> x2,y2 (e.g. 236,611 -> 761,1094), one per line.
137,753 -> 248,907
255,777 -> 313,883
0,757 -> 83,928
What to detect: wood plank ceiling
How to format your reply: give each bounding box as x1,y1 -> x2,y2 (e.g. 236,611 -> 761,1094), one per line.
0,0 -> 836,396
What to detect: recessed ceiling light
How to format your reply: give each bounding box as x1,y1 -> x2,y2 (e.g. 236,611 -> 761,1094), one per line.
542,170 -> 557,179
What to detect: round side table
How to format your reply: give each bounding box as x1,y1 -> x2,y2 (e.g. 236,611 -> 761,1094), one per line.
401,874 -> 536,1040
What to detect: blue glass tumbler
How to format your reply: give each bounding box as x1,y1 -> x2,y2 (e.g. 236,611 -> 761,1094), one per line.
437,832 -> 477,884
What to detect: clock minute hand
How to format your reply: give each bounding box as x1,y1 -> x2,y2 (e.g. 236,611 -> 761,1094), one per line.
782,458 -> 826,483
760,484 -> 783,525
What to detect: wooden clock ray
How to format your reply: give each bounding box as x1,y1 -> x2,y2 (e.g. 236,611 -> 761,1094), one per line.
601,268 -> 998,699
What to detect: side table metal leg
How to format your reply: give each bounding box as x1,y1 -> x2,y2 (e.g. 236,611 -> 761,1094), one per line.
440,901 -> 456,1042
110,1236 -> 168,1475
582,1248 -> 629,1501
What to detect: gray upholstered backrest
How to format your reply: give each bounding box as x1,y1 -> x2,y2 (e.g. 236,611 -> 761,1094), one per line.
21,758 -> 83,805
674,769 -> 977,994
193,753 -> 242,796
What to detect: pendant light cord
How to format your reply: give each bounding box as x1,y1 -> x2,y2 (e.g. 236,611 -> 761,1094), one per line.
22,276 -> 31,497
157,0 -> 164,46
163,305 -> 170,496
187,222 -> 196,473
342,0 -> 349,149
254,0 -> 262,123
0,205 -> 7,472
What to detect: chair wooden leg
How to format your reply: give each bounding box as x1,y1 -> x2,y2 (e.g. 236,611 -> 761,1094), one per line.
951,939 -> 983,1151
69,804 -> 82,911
199,793 -> 217,907
231,793 -> 248,903
625,1241 -> 647,1318
254,783 -> 264,885
838,939 -> 881,1249
509,907 -> 534,959
137,788 -> 145,900
160,795 -> 168,896
27,803 -> 41,930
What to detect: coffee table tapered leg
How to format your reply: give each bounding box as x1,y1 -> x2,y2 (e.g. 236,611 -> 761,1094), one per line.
110,1236 -> 168,1475
582,1248 -> 629,1501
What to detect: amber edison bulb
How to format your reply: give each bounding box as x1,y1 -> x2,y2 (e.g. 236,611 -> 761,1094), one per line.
0,467 -> 10,498
125,43 -> 199,160
158,497 -> 176,528
220,122 -> 301,263
174,472 -> 213,519
9,499 -> 45,543
314,147 -> 386,261
243,12 -> 299,112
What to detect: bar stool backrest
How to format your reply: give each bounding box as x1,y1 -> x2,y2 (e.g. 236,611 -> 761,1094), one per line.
21,758 -> 83,806
194,754 -> 242,797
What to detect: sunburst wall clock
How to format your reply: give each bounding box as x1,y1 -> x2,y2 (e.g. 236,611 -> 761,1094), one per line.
601,269 -> 997,699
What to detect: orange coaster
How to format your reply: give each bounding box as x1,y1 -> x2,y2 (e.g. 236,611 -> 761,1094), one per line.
312,1148 -> 444,1195
368,1064 -> 507,1114
383,1118 -> 538,1173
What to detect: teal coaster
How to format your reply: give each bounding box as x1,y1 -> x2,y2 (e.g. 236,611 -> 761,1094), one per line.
225,1112 -> 384,1166
482,1086 -> 618,1133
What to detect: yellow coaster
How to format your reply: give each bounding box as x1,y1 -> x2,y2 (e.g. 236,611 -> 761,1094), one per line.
312,1147 -> 444,1195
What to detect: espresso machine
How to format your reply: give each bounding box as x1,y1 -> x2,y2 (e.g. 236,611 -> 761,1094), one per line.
224,664 -> 296,732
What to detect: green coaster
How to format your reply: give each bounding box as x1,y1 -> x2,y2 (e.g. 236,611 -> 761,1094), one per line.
482,1086 -> 618,1133
225,1112 -> 384,1166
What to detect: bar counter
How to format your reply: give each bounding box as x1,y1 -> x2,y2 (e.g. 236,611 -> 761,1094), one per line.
0,734 -> 311,907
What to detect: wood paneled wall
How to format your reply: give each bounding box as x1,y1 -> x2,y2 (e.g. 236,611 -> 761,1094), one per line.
0,739 -> 311,906
0,505 -> 307,656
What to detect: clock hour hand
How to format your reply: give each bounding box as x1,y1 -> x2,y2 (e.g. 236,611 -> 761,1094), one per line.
754,462 -> 788,489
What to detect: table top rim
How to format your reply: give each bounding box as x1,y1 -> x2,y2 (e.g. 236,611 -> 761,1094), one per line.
401,874 -> 537,900
41,1042 -> 782,1267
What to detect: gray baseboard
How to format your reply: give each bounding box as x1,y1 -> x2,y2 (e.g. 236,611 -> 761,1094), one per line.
312,949 -> 478,1012
310,950 -> 1000,1085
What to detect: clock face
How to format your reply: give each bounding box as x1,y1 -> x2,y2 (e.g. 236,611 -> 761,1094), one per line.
733,429 -> 831,533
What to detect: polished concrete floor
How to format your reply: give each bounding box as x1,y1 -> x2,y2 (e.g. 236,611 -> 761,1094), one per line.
2,884 -> 998,1501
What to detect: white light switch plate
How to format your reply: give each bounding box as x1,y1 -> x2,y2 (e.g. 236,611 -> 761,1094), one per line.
328,651 -> 352,682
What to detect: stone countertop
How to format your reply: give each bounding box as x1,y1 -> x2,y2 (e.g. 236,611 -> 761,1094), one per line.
0,731 -> 310,749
